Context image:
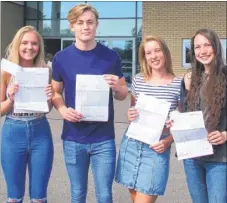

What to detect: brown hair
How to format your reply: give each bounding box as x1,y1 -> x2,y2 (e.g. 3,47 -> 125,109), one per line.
139,35 -> 175,80
187,28 -> 226,132
67,4 -> 99,24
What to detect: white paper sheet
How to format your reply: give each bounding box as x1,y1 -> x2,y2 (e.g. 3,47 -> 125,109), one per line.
1,59 -> 49,113
126,94 -> 171,145
14,69 -> 49,113
75,74 -> 110,121
1,58 -> 22,75
170,111 -> 213,160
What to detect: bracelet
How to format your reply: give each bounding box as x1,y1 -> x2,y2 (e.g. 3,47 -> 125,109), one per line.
7,93 -> 14,103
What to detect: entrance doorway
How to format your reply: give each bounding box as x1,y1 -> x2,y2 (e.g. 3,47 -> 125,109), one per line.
61,38 -> 136,87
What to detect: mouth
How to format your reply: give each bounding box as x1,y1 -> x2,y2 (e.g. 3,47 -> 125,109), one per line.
199,55 -> 211,60
82,32 -> 91,35
151,60 -> 160,65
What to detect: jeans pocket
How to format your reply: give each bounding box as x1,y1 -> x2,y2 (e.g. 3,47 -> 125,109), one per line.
63,141 -> 77,164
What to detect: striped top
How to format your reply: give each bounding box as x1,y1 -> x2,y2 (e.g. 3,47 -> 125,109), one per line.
131,73 -> 182,112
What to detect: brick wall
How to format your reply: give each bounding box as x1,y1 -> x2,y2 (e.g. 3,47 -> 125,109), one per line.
143,2 -> 227,76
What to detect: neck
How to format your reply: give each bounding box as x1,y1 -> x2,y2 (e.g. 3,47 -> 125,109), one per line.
20,59 -> 34,68
150,69 -> 168,79
204,65 -> 211,74
75,39 -> 96,51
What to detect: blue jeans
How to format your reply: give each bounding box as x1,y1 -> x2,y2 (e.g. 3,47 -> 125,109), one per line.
184,158 -> 227,203
63,139 -> 116,203
1,116 -> 54,203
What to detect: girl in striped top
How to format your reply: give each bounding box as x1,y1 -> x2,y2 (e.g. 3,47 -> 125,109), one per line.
115,35 -> 181,203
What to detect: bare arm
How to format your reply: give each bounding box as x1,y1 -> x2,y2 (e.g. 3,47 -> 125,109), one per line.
51,80 -> 66,113
113,77 -> 128,101
104,75 -> 128,101
51,80 -> 83,122
0,72 -> 14,117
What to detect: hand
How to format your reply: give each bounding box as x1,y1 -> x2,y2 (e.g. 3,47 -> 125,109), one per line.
45,84 -> 54,101
7,83 -> 19,102
166,119 -> 174,128
104,74 -> 120,92
150,139 -> 170,153
59,106 -> 83,122
127,106 -> 138,122
208,131 -> 227,145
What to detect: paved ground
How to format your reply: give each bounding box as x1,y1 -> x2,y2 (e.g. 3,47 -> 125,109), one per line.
0,96 -> 191,203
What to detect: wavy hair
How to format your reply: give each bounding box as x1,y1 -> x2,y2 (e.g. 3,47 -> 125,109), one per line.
187,28 -> 226,132
5,25 -> 45,67
139,35 -> 175,80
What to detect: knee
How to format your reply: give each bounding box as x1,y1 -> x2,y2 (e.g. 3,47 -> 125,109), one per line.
31,197 -> 47,203
71,189 -> 86,203
7,197 -> 23,203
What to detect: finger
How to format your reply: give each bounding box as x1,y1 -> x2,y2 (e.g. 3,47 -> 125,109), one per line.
208,133 -> 221,140
152,145 -> 164,150
209,137 -> 223,144
66,116 -> 78,122
150,142 -> 162,148
128,116 -> 138,122
208,131 -> 219,138
152,148 -> 164,153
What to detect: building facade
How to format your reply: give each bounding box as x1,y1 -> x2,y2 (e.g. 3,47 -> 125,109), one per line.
1,1 -> 226,82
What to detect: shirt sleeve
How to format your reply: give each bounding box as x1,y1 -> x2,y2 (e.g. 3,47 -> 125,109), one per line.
52,53 -> 63,82
131,75 -> 137,98
114,53 -> 124,79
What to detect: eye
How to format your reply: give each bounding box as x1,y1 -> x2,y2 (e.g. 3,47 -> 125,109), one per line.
155,49 -> 161,53
194,46 -> 199,50
32,42 -> 39,46
77,21 -> 83,25
204,43 -> 211,47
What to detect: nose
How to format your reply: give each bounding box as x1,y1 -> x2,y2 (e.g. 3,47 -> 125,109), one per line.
200,46 -> 208,55
151,51 -> 157,59
82,22 -> 89,29
27,43 -> 33,49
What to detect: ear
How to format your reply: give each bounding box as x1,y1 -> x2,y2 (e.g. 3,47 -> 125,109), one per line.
69,24 -> 74,32
96,20 -> 99,28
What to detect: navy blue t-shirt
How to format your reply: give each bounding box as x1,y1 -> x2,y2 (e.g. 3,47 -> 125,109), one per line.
52,43 -> 123,144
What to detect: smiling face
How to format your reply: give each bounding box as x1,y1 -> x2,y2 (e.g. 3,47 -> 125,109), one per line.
19,31 -> 39,64
194,34 -> 215,68
144,40 -> 165,71
70,10 -> 98,44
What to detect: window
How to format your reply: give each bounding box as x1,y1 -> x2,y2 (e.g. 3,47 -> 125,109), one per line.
182,38 -> 227,68
87,1 -> 136,18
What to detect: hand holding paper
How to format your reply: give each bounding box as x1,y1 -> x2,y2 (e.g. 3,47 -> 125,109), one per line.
1,59 -> 50,113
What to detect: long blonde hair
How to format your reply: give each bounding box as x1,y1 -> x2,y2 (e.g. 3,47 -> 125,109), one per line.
139,36 -> 175,79
5,26 -> 45,67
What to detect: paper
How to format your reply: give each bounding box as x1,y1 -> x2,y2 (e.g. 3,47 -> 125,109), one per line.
75,74 -> 110,121
126,94 -> 171,145
1,59 -> 49,113
170,111 -> 213,160
1,58 -> 22,75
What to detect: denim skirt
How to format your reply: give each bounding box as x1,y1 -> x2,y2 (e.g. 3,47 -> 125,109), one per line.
115,134 -> 171,196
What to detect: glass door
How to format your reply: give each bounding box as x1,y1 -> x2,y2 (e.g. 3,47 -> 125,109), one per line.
110,39 -> 135,88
